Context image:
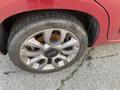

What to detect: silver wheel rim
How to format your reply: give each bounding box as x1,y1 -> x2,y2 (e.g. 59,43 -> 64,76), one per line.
20,28 -> 80,71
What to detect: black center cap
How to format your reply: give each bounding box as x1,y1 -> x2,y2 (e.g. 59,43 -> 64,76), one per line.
45,48 -> 59,58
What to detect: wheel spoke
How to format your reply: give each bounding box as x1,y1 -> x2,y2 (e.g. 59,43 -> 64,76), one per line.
62,47 -> 79,55
59,30 -> 67,43
51,60 -> 59,68
68,53 -> 77,62
44,29 -> 53,44
32,63 -> 40,69
27,54 -> 47,65
24,38 -> 43,48
43,64 -> 54,70
59,54 -> 67,62
44,44 -> 51,50
61,38 -> 78,49
52,54 -> 68,67
32,61 -> 48,70
21,49 -> 40,57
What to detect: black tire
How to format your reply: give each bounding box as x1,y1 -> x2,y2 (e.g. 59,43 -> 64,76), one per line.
8,11 -> 88,73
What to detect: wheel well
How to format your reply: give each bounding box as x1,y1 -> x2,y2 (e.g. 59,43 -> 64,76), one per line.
1,9 -> 99,54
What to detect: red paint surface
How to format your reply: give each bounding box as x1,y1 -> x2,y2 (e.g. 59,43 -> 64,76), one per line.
96,0 -> 120,41
0,0 -> 119,46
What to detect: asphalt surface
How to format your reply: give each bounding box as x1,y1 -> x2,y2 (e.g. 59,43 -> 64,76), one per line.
0,43 -> 120,90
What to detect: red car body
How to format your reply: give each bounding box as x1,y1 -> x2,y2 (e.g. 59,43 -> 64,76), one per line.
0,0 -> 120,52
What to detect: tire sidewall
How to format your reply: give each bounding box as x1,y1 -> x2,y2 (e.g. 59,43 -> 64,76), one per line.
8,19 -> 88,73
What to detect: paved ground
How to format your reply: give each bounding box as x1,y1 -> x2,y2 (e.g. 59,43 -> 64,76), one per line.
0,43 -> 120,90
